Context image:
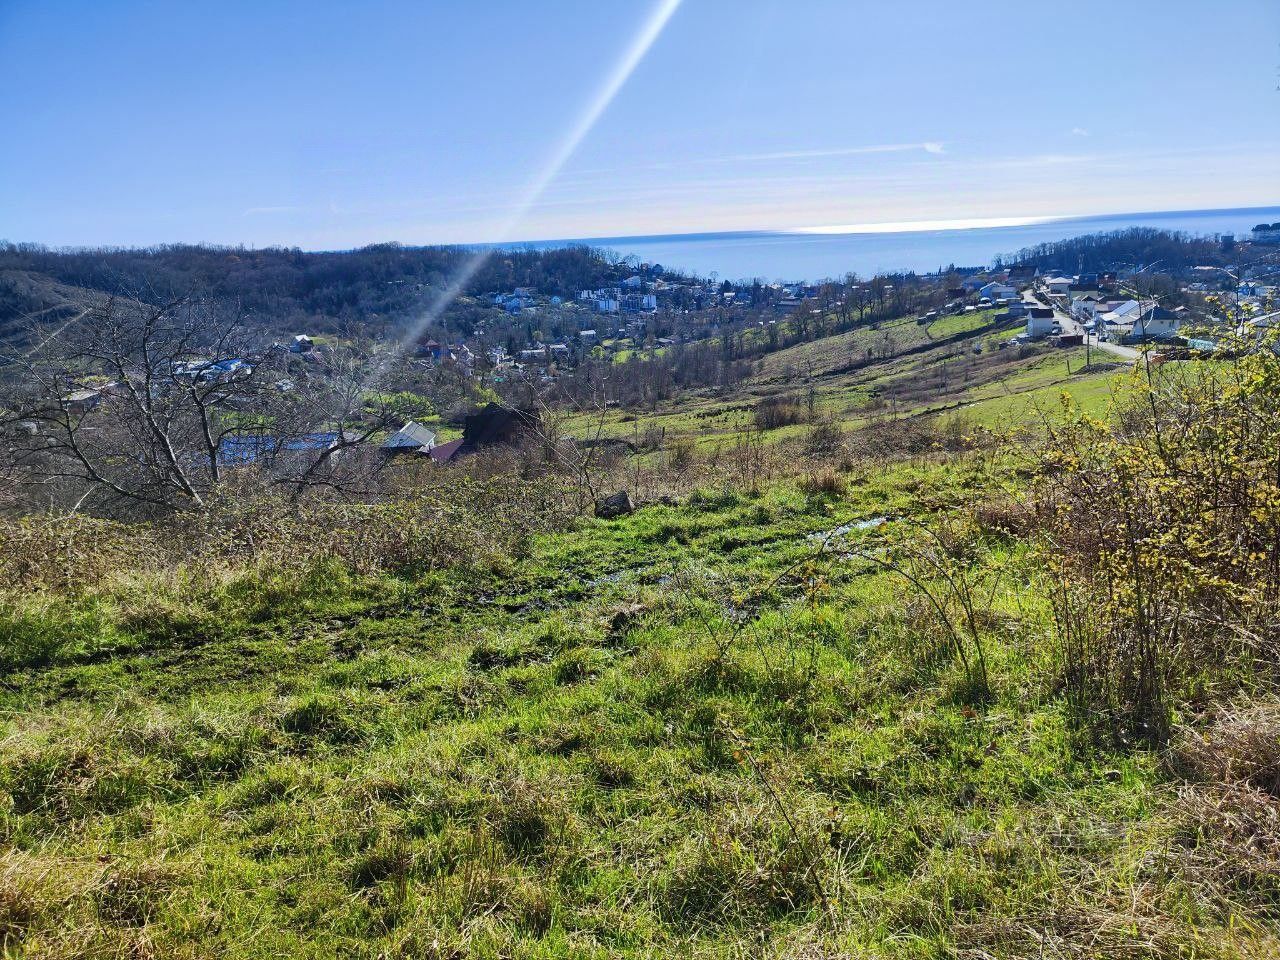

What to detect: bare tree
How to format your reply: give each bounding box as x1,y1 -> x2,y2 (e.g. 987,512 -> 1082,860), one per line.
0,294 -> 406,515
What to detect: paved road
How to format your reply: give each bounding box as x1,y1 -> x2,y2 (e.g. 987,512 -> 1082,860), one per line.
1020,291 -> 1140,361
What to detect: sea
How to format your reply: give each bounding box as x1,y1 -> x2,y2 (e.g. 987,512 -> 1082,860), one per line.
514,206 -> 1280,283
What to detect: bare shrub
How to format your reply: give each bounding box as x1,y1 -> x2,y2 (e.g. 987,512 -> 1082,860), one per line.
799,467 -> 845,496
667,437 -> 697,473
753,396 -> 807,431
802,420 -> 846,458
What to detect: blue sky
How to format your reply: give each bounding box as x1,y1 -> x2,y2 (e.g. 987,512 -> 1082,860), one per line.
2,0 -> 1278,249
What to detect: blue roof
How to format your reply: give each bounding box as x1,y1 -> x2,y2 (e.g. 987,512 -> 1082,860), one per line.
217,432 -> 339,466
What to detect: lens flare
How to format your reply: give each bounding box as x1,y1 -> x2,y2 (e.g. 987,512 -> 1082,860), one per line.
372,0 -> 683,382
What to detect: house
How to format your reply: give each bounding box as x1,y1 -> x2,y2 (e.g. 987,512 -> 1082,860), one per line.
580,329 -> 598,342
217,431 -> 350,468
622,275 -> 646,289
1044,277 -> 1073,297
173,358 -> 251,383
1026,307 -> 1057,338
1070,293 -> 1106,321
1251,223 -> 1280,244
417,338 -> 443,360
447,344 -> 476,371
429,404 -> 541,464
1244,311 -> 1280,347
428,438 -> 466,463
980,282 -> 1018,302
381,421 -> 437,455
60,388 -> 101,414
595,298 -> 619,314
1096,300 -> 1140,334
290,334 -> 314,353
1130,306 -> 1181,341
1006,264 -> 1038,285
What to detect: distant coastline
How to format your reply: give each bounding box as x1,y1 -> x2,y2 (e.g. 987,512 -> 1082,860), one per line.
509,204 -> 1280,282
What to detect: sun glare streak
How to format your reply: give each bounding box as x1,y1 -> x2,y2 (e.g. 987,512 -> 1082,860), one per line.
371,0 -> 683,383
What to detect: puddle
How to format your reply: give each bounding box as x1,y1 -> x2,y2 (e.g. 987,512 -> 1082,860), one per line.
807,516 -> 890,542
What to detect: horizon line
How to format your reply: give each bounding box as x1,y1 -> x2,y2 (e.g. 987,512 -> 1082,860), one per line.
11,202 -> 1280,256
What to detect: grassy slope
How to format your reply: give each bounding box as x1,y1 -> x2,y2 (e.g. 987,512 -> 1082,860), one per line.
571,312 -> 1127,447
2,456 -> 1247,958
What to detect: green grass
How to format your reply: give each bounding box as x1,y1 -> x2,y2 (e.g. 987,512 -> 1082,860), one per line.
0,311 -> 1260,956
559,311 -> 1130,449
0,458 -> 1259,957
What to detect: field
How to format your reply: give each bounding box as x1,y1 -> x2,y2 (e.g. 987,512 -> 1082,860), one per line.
4,312 -> 1277,959
570,311 -> 1129,450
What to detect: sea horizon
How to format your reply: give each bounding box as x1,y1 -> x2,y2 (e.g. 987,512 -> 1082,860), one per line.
505,203 -> 1280,283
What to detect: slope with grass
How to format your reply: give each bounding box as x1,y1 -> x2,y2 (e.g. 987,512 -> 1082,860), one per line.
3,444 -> 1276,957
567,310 -> 1126,451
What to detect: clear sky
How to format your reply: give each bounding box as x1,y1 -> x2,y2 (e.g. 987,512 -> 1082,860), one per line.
2,0 -> 1278,249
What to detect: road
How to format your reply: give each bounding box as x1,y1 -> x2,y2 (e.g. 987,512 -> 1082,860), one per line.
1020,291 -> 1140,362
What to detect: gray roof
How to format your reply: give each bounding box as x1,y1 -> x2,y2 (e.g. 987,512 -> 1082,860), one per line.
382,420 -> 437,450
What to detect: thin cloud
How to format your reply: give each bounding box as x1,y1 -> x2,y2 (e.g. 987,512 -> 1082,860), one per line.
241,205 -> 301,217
1071,127 -> 1090,137
668,141 -> 947,167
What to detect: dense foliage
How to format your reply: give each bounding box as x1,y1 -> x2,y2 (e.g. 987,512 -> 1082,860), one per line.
0,242 -> 639,337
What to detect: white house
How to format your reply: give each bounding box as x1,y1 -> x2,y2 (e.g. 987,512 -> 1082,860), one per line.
980,282 -> 1018,301
580,329 -> 598,342
1044,277 -> 1073,297
1026,307 -> 1057,338
1070,293 -> 1106,321
595,298 -> 620,314
1130,306 -> 1181,341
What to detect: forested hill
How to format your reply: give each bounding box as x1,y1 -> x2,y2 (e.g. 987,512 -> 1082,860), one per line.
994,226 -> 1235,275
0,242 -> 648,339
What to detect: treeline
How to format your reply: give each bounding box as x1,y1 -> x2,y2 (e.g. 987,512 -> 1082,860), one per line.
0,242 -> 645,336
994,227 -> 1235,275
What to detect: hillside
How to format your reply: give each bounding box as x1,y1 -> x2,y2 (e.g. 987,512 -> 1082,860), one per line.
4,333 -> 1280,956
564,309 -> 1125,450
0,243 -> 641,344
2,240 -> 1277,958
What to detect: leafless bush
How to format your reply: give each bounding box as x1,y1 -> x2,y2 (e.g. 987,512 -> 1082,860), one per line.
0,466 -> 570,596
798,467 -> 845,496
753,395 -> 807,431
802,420 -> 846,458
